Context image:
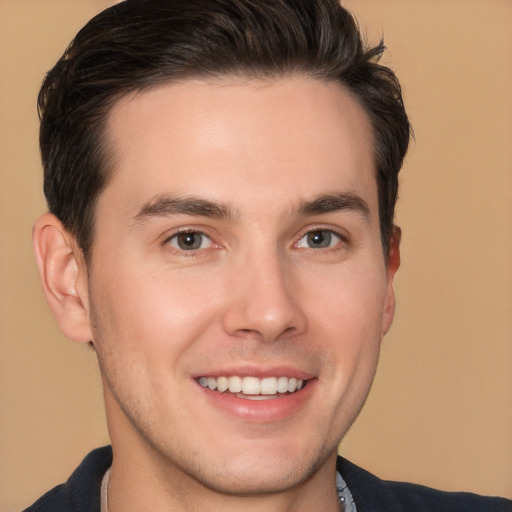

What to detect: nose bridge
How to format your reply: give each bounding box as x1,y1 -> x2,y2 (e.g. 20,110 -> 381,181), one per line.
222,245 -> 306,341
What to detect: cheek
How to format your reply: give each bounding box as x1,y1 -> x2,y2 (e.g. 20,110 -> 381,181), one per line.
305,263 -> 386,379
308,261 -> 387,334
89,264 -> 224,362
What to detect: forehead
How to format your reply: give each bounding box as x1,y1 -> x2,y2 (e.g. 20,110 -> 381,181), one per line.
101,76 -> 376,217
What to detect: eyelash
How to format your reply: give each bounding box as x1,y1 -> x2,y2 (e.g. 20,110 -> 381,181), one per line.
163,229 -> 217,255
162,226 -> 348,255
295,227 -> 347,251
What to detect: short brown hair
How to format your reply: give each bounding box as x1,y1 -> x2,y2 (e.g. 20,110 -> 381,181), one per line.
38,0 -> 410,259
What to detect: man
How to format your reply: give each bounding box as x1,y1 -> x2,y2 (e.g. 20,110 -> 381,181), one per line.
26,0 -> 511,511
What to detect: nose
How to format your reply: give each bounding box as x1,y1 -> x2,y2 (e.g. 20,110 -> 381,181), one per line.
221,251 -> 307,342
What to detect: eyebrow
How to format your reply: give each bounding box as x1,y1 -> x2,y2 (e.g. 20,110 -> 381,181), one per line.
132,191 -> 370,226
297,192 -> 370,219
132,195 -> 236,224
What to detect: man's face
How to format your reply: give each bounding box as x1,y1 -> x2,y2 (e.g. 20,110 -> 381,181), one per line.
84,77 -> 399,494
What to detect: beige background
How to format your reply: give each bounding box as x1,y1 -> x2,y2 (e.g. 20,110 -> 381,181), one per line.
1,1 -> 511,510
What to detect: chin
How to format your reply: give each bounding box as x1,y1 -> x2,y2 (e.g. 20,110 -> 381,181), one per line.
165,437 -> 335,497
189,461 -> 315,496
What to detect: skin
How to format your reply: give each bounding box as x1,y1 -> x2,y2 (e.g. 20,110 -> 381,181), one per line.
34,76 -> 400,512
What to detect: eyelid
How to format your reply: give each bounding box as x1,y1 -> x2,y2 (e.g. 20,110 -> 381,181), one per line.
162,226 -> 220,253
294,225 -> 349,249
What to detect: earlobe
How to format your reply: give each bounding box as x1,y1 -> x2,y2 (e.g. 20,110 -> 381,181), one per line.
381,226 -> 401,337
33,213 -> 93,342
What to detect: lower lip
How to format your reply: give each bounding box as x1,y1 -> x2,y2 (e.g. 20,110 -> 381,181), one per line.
195,379 -> 317,423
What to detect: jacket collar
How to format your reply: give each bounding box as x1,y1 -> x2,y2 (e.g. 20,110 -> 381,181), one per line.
337,456 -> 405,512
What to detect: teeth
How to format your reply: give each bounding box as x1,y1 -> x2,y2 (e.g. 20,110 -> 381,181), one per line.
217,376 -> 229,392
228,376 -> 242,393
242,376 -> 260,395
237,393 -> 279,400
260,377 -> 277,395
288,378 -> 297,392
198,375 -> 307,396
277,376 -> 289,393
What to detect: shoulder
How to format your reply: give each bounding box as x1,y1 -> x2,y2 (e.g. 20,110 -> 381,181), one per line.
23,485 -> 70,512
384,480 -> 512,512
23,446 -> 112,512
337,456 -> 512,512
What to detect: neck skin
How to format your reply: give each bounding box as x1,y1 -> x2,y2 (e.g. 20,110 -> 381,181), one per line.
105,393 -> 341,512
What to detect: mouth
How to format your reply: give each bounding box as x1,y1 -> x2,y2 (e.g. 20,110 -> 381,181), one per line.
197,375 -> 308,400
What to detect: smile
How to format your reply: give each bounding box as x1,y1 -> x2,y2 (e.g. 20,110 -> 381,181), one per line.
197,376 -> 307,399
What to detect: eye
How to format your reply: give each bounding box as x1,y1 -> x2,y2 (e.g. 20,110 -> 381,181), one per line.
167,231 -> 213,251
296,229 -> 342,249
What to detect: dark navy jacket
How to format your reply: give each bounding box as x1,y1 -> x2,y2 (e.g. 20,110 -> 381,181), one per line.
24,446 -> 512,511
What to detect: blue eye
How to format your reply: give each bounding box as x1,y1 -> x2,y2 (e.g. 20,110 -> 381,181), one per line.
168,231 -> 213,251
297,229 -> 342,249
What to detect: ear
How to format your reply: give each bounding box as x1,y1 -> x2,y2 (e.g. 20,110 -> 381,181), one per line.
33,213 -> 93,342
381,225 -> 401,337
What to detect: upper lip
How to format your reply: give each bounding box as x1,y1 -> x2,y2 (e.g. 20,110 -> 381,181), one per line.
192,365 -> 315,381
